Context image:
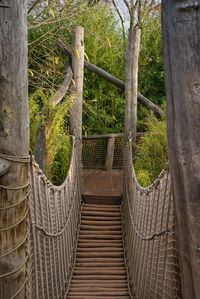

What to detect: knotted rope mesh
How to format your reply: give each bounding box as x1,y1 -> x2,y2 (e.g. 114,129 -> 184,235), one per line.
122,138 -> 182,298
28,137 -> 82,299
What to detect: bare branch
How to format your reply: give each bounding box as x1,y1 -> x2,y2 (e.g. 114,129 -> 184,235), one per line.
28,0 -> 42,14
112,0 -> 126,41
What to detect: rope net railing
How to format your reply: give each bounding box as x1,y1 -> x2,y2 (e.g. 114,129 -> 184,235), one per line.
122,138 -> 182,298
28,137 -> 82,299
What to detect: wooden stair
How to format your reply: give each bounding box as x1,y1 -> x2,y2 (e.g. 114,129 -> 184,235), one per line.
65,202 -> 132,298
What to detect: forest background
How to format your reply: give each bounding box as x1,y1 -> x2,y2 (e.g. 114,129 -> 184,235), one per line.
28,0 -> 167,186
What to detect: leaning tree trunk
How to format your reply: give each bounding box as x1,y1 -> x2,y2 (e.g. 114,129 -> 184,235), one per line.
0,1 -> 29,299
162,1 -> 200,298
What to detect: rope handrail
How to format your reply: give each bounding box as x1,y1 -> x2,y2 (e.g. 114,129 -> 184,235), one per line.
28,135 -> 82,298
122,136 -> 181,298
31,179 -> 79,238
125,180 -> 170,241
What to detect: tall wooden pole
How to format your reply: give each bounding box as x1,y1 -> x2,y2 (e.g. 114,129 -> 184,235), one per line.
0,1 -> 29,298
124,27 -> 141,145
162,1 -> 200,298
70,26 -> 84,139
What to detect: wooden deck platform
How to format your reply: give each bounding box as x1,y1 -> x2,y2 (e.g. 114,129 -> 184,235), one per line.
82,170 -> 123,205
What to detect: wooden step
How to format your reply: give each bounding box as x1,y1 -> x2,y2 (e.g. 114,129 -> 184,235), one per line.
84,203 -> 121,209
70,280 -> 128,286
72,269 -> 127,275
66,201 -> 131,299
79,234 -> 122,240
75,262 -> 125,267
81,220 -> 121,226
81,215 -> 121,221
82,210 -> 121,217
72,274 -> 127,280
77,242 -> 123,248
79,230 -> 122,235
76,252 -> 124,258
80,225 -> 121,231
76,247 -> 123,252
76,257 -> 124,263
83,195 -> 122,205
67,291 -> 129,296
67,296 -> 130,299
82,206 -> 120,212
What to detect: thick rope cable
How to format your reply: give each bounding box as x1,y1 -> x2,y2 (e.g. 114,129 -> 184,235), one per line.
0,152 -> 30,163
0,181 -> 30,190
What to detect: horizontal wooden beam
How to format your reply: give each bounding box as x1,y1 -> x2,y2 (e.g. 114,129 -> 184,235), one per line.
82,132 -> 145,140
57,39 -> 163,117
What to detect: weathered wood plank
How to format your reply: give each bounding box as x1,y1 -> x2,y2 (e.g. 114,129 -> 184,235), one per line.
57,39 -> 163,117
162,1 -> 200,298
0,1 -> 29,298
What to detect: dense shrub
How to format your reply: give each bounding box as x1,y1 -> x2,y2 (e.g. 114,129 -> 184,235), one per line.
135,111 -> 168,187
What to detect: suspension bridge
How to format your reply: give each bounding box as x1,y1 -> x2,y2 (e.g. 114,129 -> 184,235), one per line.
1,2 -> 200,298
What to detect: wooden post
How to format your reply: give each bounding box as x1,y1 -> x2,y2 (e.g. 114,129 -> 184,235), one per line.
105,137 -> 115,171
124,27 -> 141,144
162,1 -> 200,298
70,26 -> 84,139
0,1 -> 29,298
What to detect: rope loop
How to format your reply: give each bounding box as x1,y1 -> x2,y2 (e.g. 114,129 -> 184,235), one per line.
0,152 -> 30,163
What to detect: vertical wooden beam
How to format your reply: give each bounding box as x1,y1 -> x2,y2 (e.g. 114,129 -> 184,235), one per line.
124,27 -> 141,144
162,1 -> 200,298
105,137 -> 115,171
0,1 -> 29,298
70,26 -> 84,139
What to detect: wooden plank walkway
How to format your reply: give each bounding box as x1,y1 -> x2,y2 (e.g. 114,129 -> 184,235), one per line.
82,170 -> 123,205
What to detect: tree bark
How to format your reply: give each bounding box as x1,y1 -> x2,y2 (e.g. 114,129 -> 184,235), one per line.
162,1 -> 200,298
124,27 -> 141,143
0,1 -> 29,298
57,39 -> 163,117
70,27 -> 84,139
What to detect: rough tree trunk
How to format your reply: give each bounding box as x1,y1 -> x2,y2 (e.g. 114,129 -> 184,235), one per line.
70,26 -> 84,139
162,1 -> 200,298
0,1 -> 29,298
124,27 -> 141,144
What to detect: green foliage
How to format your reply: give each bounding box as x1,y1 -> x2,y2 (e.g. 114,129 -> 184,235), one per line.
28,1 -> 167,185
139,12 -> 165,106
135,112 -> 168,187
29,89 -> 49,150
29,89 -> 72,185
46,98 -> 72,185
